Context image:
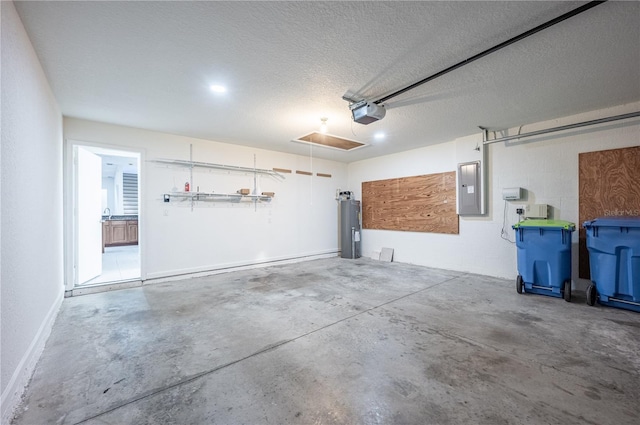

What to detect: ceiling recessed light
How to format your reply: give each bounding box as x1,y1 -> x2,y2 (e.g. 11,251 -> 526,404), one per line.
210,85 -> 227,93
374,132 -> 386,140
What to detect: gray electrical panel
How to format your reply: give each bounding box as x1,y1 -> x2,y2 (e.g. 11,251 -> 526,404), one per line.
340,199 -> 361,259
458,161 -> 481,215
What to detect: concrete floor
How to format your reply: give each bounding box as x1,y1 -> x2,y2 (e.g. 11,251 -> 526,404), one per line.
11,258 -> 640,425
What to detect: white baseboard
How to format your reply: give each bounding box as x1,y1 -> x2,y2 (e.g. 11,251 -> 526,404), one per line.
1,285 -> 64,424
145,250 -> 339,284
63,251 -> 340,296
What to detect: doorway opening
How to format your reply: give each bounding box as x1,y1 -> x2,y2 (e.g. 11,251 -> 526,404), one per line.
72,144 -> 141,287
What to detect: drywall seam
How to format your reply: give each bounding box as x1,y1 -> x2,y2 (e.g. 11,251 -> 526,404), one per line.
0,286 -> 63,424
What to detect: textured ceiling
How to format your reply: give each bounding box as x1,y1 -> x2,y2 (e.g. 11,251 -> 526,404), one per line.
14,1 -> 640,162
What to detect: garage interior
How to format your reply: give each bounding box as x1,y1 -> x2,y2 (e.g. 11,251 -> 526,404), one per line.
2,1 -> 640,424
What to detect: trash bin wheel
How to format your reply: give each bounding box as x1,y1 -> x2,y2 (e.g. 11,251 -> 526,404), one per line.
516,275 -> 523,294
586,283 -> 597,306
563,280 -> 571,302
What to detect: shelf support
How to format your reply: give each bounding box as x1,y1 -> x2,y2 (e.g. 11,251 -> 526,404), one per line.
149,158 -> 285,180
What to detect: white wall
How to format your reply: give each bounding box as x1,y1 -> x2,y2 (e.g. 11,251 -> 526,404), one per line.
348,102 -> 640,284
1,2 -> 64,422
113,168 -> 124,215
101,176 -> 113,213
63,118 -> 348,282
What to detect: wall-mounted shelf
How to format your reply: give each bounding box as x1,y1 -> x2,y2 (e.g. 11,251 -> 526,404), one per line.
164,191 -> 273,203
153,147 -> 281,211
151,158 -> 285,180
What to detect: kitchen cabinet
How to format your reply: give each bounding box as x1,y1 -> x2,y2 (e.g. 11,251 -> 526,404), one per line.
103,220 -> 138,249
127,221 -> 138,244
109,221 -> 128,244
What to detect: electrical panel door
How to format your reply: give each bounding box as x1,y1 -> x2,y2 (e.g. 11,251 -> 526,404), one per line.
458,161 -> 481,215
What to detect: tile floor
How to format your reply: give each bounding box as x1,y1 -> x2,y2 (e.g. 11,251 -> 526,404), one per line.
85,245 -> 140,285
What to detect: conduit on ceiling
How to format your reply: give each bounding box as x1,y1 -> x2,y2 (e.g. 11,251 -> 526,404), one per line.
373,0 -> 607,105
481,111 -> 640,145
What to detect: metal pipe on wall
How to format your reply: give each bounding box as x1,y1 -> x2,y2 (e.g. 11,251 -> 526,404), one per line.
482,111 -> 640,145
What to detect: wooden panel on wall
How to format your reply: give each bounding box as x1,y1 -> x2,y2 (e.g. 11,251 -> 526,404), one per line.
362,172 -> 459,234
578,146 -> 640,278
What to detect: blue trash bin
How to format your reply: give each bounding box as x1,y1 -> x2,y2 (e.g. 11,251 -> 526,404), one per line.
512,220 -> 576,301
583,216 -> 640,312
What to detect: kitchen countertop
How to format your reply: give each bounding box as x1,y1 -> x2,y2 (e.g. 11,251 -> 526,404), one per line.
101,215 -> 138,221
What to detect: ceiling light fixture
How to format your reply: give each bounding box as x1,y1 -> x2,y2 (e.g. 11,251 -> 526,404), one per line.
210,85 -> 227,93
320,117 -> 328,134
374,132 -> 385,140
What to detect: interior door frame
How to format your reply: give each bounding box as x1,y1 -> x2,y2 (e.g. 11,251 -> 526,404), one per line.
64,139 -> 146,292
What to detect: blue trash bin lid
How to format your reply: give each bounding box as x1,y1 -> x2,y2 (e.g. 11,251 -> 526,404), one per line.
512,219 -> 575,230
583,216 -> 640,228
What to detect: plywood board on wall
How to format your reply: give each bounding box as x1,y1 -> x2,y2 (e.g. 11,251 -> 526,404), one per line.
362,172 -> 459,234
578,146 -> 640,278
